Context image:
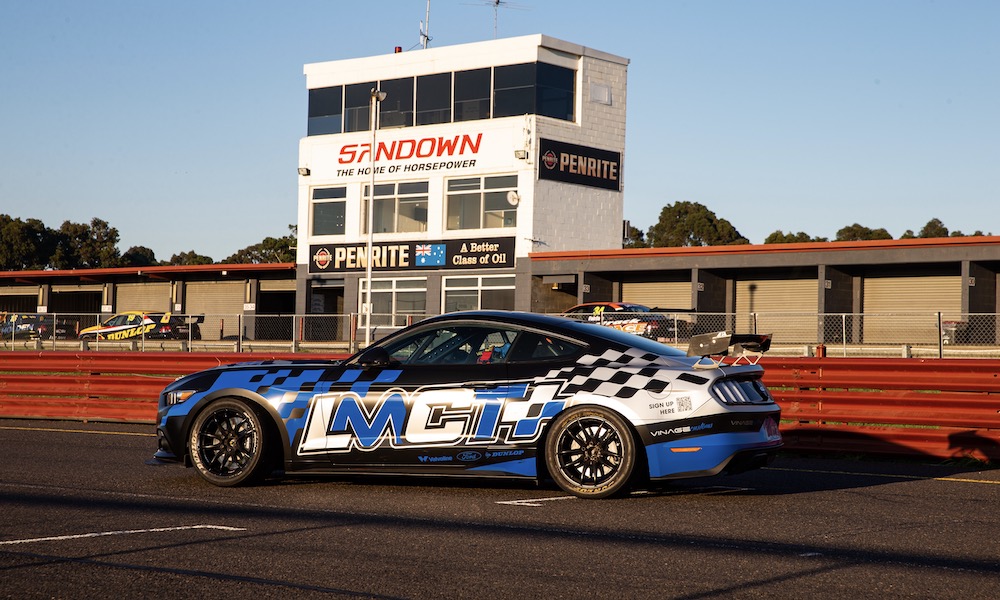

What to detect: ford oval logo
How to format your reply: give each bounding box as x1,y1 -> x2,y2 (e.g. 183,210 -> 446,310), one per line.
457,451 -> 482,462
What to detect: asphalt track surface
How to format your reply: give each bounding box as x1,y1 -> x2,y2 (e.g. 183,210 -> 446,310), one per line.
2,420 -> 999,599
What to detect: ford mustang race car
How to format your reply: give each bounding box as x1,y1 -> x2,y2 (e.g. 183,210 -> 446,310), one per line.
153,311 -> 781,498
79,311 -> 202,341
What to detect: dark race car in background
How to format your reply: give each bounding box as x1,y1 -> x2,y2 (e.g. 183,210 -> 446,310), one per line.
78,311 -> 202,341
153,310 -> 781,498
0,313 -> 78,341
561,302 -> 693,343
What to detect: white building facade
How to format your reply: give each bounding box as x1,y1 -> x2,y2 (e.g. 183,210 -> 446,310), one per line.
295,35 -> 628,336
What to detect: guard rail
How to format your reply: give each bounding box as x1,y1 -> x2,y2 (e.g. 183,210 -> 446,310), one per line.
1,353 -> 998,462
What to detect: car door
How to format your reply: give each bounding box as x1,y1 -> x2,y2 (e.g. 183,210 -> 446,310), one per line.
302,321 -> 518,472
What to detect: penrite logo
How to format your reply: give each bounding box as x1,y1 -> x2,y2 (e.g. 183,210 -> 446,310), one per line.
313,247 -> 332,269
538,138 -> 621,191
541,150 -> 558,170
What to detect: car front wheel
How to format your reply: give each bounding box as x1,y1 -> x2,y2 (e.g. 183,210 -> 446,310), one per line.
189,399 -> 272,486
544,406 -> 636,499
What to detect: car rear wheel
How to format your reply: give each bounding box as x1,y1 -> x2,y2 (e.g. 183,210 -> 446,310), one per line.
544,406 -> 636,499
189,399 -> 272,486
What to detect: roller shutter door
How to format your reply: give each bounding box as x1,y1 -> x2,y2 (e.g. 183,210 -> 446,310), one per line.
862,275 -> 961,344
0,286 -> 37,295
186,281 -> 245,341
52,284 -> 103,292
736,279 -> 818,344
116,283 -> 170,312
260,279 -> 296,291
621,282 -> 691,310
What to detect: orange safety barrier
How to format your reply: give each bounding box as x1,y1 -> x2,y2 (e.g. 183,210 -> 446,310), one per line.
761,357 -> 1000,462
2,353 -> 999,462
0,351 -> 346,424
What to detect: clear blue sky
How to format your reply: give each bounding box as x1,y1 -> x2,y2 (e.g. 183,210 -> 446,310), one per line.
1,1 -> 997,261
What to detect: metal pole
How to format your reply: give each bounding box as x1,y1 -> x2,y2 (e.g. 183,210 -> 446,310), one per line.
364,88 -> 385,348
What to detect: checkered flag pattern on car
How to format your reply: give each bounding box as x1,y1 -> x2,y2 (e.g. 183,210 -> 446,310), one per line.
533,349 -> 674,399
578,347 -> 667,367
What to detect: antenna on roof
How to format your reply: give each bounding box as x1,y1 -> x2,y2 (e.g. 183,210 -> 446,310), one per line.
464,0 -> 529,39
419,0 -> 432,49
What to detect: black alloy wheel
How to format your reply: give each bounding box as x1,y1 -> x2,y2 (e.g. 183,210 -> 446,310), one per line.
189,399 -> 272,486
544,406 -> 636,499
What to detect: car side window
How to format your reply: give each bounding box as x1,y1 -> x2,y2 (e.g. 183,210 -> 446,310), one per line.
383,325 -> 520,365
507,332 -> 583,362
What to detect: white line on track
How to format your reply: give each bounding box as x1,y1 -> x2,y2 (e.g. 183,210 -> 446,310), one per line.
496,496 -> 576,507
0,525 -> 246,546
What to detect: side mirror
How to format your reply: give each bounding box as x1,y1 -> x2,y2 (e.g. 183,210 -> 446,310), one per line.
358,346 -> 392,367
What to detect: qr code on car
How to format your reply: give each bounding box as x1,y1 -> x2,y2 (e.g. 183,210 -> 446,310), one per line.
677,397 -> 692,412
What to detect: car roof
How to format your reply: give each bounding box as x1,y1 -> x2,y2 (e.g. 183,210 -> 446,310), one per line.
376,310 -> 690,360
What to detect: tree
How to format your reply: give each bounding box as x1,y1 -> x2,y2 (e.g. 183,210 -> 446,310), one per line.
835,223 -> 893,242
623,221 -> 648,248
121,246 -> 158,267
918,218 -> 949,238
646,201 -> 748,247
763,230 -> 828,244
168,250 -> 214,265
0,215 -> 55,270
898,219 -> 989,239
224,225 -> 297,264
50,218 -> 121,269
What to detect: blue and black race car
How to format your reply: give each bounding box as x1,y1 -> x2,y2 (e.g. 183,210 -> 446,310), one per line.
153,311 -> 781,498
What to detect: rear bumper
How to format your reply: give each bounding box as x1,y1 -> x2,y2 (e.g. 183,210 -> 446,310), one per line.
646,430 -> 782,480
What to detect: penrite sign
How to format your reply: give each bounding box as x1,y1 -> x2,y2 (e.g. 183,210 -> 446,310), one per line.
309,237 -> 515,273
538,138 -> 622,191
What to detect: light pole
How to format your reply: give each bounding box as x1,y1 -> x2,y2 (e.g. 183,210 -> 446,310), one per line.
364,87 -> 386,348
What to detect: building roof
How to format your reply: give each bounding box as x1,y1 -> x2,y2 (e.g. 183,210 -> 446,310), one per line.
303,34 -> 629,88
529,236 -> 1000,272
0,263 -> 296,284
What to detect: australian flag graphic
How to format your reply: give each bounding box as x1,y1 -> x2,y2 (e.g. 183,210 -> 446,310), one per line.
414,243 -> 446,267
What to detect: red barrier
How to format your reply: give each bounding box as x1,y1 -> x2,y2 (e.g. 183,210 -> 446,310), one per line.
0,351 -> 346,423
2,353 -> 999,462
761,357 -> 1000,461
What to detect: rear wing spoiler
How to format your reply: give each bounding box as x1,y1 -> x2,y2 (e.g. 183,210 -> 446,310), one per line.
686,331 -> 772,369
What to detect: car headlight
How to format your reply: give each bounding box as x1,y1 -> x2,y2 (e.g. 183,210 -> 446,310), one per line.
165,390 -> 197,405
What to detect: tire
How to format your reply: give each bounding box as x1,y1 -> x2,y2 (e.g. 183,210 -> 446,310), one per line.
544,406 -> 637,499
189,399 -> 273,487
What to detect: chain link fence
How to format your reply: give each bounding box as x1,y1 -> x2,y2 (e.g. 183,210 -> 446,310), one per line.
2,310 -> 1000,357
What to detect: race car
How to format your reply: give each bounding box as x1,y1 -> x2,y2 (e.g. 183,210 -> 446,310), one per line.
0,313 -> 78,341
152,311 -> 781,498
79,311 -> 202,341
561,302 -> 691,342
